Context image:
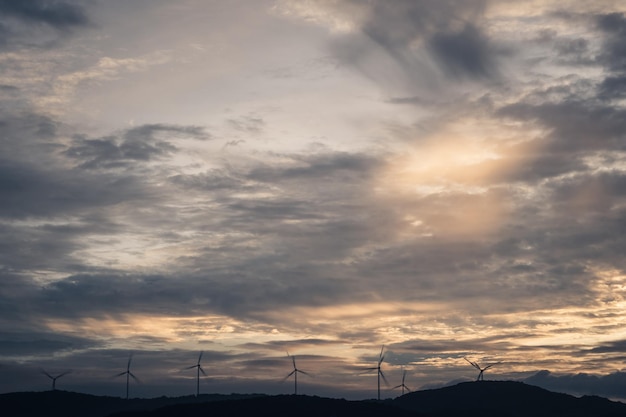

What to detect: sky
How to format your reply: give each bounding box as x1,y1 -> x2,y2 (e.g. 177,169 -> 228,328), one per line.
2,0 -> 626,401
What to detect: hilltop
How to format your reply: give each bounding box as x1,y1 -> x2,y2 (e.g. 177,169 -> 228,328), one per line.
3,381 -> 626,417
393,380 -> 626,416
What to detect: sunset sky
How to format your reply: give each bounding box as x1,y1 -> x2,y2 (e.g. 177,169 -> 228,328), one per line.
2,0 -> 626,401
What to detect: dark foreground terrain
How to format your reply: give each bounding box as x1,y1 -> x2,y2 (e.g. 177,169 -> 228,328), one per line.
3,381 -> 626,417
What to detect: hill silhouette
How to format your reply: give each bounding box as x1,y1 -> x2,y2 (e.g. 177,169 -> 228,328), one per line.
3,381 -> 626,417
393,380 -> 626,416
0,390 -> 264,417
108,395 -> 420,417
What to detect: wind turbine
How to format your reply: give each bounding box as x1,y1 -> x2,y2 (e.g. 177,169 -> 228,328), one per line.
392,367 -> 411,395
41,370 -> 71,391
283,352 -> 311,395
365,345 -> 388,400
464,357 -> 499,381
184,351 -> 207,397
115,354 -> 139,399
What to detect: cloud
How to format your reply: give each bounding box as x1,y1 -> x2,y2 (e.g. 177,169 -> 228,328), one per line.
587,339 -> 626,354
323,0 -> 496,91
596,12 -> 626,100
0,0 -> 90,50
0,331 -> 98,356
525,370 -> 626,400
0,0 -> 89,28
427,23 -> 495,79
498,100 -> 626,153
66,124 -> 208,169
596,12 -> 626,73
227,115 -> 265,134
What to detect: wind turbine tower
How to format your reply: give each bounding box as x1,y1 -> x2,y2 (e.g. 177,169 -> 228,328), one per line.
464,357 -> 498,381
115,354 -> 139,399
185,351 -> 207,397
284,352 -> 310,395
365,345 -> 388,400
42,370 -> 71,391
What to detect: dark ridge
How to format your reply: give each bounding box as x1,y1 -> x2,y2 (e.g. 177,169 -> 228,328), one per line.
0,390 -> 265,417
109,395 -> 422,417
392,380 -> 626,417
3,381 -> 626,417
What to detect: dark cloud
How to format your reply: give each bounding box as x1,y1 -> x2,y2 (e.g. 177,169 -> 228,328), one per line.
66,124 -> 208,169
0,0 -> 90,49
0,332 -> 98,356
427,23 -> 495,79
337,0 -> 496,84
587,340 -> 626,354
597,12 -> 626,72
169,169 -> 245,191
596,13 -> 626,101
525,370 -> 626,400
247,152 -> 381,183
498,100 -> 626,152
0,156 -> 149,219
0,0 -> 89,28
598,75 -> 626,100
240,339 -> 343,351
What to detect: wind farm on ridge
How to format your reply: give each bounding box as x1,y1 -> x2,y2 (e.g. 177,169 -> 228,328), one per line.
31,346 -> 505,401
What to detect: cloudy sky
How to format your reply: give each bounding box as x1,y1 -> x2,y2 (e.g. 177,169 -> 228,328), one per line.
2,0 -> 626,401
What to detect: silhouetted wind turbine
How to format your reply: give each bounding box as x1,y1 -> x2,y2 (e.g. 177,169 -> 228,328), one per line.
41,370 -> 71,391
392,367 -> 411,395
464,357 -> 499,381
115,354 -> 139,399
365,345 -> 388,400
184,351 -> 207,397
283,352 -> 311,395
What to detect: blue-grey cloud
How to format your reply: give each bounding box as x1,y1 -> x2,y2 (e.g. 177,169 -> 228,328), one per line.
66,124 -> 208,169
0,0 -> 90,49
427,23 -> 495,79
597,12 -> 626,72
338,0 -> 496,84
525,370 -> 626,400
0,0 -> 89,27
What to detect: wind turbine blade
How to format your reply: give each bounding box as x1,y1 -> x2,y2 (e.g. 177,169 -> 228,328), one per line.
465,358 -> 481,370
184,365 -> 198,370
379,370 -> 389,386
129,372 -> 140,383
298,369 -> 312,377
402,370 -> 407,384
379,355 -> 385,365
198,351 -> 204,364
392,384 -> 402,390
127,354 -> 133,370
199,367 -> 207,376
114,371 -> 127,377
41,370 -> 53,379
57,371 -> 71,378
292,356 -> 296,369
405,384 -> 411,392
464,357 -> 477,368
379,345 -> 385,359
